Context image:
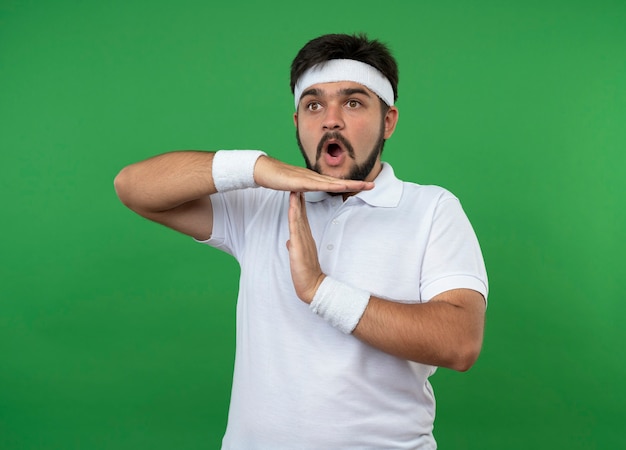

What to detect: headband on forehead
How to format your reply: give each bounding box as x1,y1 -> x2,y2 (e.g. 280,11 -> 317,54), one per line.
293,59 -> 394,109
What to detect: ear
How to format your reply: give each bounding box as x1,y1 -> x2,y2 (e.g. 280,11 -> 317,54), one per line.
383,106 -> 399,139
293,111 -> 298,128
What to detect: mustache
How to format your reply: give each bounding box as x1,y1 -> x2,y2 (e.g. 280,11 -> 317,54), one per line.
316,132 -> 355,161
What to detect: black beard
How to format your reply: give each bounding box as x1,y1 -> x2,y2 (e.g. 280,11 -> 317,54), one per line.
295,120 -> 386,182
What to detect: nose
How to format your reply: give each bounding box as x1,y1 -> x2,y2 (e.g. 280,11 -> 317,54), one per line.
322,103 -> 344,131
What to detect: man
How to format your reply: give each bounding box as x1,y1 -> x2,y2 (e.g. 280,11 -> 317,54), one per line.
115,33 -> 488,449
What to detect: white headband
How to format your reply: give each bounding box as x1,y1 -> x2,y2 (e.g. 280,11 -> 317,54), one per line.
293,59 -> 394,109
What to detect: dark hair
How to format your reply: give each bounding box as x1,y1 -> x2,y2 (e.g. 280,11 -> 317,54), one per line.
290,33 -> 399,103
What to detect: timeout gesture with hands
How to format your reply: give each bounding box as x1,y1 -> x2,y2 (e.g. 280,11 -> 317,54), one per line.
286,189 -> 372,336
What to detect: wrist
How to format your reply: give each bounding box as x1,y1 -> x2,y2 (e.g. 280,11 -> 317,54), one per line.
212,150 -> 267,192
310,276 -> 370,334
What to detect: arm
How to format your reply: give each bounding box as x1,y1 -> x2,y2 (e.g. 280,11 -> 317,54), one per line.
114,151 -> 218,240
353,290 -> 485,372
114,150 -> 374,240
287,191 -> 486,372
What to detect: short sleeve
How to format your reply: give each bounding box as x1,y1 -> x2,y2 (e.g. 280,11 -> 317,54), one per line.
419,195 -> 488,303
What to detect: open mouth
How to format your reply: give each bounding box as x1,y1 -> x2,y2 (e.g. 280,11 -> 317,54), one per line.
315,132 -> 354,167
327,142 -> 343,158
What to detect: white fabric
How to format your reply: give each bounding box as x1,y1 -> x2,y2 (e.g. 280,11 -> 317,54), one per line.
212,150 -> 266,192
198,163 -> 488,449
294,59 -> 395,108
310,275 -> 371,334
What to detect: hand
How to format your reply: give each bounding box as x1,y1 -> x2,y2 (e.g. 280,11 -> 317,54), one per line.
254,156 -> 374,194
286,191 -> 325,304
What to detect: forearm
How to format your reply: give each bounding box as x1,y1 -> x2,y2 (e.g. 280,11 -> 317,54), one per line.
287,192 -> 486,371
115,150 -> 370,215
353,290 -> 486,371
114,151 -> 217,214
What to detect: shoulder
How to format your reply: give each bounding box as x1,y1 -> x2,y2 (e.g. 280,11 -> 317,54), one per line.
397,181 -> 460,215
402,181 -> 456,199
378,162 -> 458,205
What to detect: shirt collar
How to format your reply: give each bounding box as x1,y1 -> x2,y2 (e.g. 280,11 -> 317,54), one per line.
305,162 -> 403,207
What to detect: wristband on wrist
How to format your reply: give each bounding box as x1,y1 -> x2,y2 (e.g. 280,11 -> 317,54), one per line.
310,276 -> 371,334
212,150 -> 267,192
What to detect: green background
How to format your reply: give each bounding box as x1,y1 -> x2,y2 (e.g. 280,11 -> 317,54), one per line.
1,0 -> 624,448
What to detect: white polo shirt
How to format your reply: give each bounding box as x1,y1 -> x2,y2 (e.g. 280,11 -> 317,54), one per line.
200,163 -> 488,449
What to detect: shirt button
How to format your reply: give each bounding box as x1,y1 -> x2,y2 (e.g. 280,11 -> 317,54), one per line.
327,244 -> 334,251
332,219 -> 339,225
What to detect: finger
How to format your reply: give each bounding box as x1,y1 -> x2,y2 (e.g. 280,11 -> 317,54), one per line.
299,190 -> 307,213
288,191 -> 300,226
293,192 -> 311,237
288,192 -> 303,243
301,175 -> 375,193
288,192 -> 313,251
256,157 -> 375,193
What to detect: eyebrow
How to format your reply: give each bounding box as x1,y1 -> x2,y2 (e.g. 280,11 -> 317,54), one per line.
301,88 -> 322,99
339,87 -> 372,97
300,86 -> 373,100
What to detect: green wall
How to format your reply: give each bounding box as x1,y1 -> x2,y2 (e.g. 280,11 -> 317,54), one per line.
1,0 -> 624,448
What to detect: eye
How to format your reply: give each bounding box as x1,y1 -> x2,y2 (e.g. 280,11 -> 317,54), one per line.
306,101 -> 322,111
346,99 -> 361,109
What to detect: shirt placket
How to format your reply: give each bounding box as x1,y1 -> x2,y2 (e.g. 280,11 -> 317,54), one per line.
318,199 -> 351,275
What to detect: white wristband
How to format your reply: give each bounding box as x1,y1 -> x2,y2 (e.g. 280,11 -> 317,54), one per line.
212,150 -> 267,192
310,276 -> 370,334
